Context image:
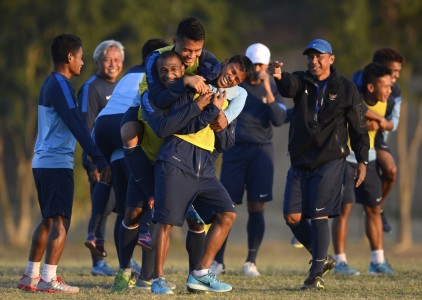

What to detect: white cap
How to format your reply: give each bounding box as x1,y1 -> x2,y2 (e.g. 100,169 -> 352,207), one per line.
245,43 -> 271,64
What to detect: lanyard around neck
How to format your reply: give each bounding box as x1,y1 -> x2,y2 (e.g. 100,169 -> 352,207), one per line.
314,80 -> 328,122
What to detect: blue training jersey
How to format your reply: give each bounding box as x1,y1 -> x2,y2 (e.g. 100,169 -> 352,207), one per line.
32,72 -> 107,170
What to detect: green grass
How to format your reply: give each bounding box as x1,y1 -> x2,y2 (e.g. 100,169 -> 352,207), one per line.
1,240 -> 421,299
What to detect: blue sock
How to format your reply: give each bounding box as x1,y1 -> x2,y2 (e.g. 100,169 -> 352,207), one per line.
310,219 -> 330,274
119,221 -> 138,269
114,214 -> 124,262
287,218 -> 312,253
186,230 -> 205,273
246,210 -> 265,263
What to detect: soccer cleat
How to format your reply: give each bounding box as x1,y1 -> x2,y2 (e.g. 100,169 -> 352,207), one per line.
130,258 -> 142,276
84,234 -> 107,257
151,277 -> 174,294
186,270 -> 232,293
17,274 -> 40,292
242,262 -> 261,277
137,232 -> 152,251
290,236 -> 304,249
381,210 -> 392,233
135,278 -> 176,290
36,276 -> 79,294
301,272 -> 325,290
111,270 -> 131,292
308,254 -> 336,277
186,205 -> 205,227
128,273 -> 138,288
210,260 -> 225,275
369,261 -> 395,275
91,260 -> 115,276
333,262 -> 360,275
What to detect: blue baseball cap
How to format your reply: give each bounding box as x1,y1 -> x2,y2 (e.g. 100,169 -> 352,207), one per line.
303,39 -> 333,55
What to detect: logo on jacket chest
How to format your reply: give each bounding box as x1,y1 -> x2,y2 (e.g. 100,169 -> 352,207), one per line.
328,93 -> 337,101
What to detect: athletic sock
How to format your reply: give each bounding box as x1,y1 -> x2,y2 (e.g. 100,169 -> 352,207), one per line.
246,210 -> 265,263
25,261 -> 41,278
123,145 -> 154,197
114,214 -> 124,262
335,253 -> 347,264
119,221 -> 139,269
310,219 -> 330,274
287,218 -> 312,253
41,264 -> 57,282
186,230 -> 206,273
371,249 -> 385,264
140,248 -> 154,280
138,209 -> 152,234
193,269 -> 209,277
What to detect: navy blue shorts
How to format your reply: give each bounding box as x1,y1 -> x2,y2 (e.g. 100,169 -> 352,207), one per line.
95,114 -> 124,163
126,175 -> 149,210
220,143 -> 274,204
342,162 -> 357,205
355,161 -> 382,207
154,161 -> 236,227
283,159 -> 345,219
33,168 -> 74,219
120,105 -> 140,128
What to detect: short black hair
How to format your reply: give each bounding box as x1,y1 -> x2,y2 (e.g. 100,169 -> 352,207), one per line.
372,48 -> 405,66
156,50 -> 183,67
175,17 -> 205,41
227,55 -> 254,81
51,34 -> 82,64
142,38 -> 169,63
362,62 -> 392,95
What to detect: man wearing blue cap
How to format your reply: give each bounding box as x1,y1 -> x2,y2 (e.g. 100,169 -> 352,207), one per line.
271,39 -> 370,290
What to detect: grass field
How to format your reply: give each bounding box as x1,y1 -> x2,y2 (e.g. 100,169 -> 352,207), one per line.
1,238 -> 421,300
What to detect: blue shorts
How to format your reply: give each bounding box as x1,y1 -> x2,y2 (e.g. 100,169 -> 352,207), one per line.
125,175 -> 149,210
120,106 -> 140,128
342,162 -> 357,205
154,161 -> 236,227
33,168 -> 74,219
355,161 -> 382,207
95,114 -> 124,163
283,159 -> 345,219
220,143 -> 274,204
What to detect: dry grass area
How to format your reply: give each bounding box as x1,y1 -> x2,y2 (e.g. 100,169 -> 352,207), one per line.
1,239 -> 421,299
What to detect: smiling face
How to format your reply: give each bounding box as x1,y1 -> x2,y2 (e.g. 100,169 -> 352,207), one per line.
96,46 -> 123,82
157,54 -> 185,88
216,62 -> 247,88
305,50 -> 335,81
173,37 -> 204,67
69,47 -> 84,76
386,61 -> 402,84
369,75 -> 392,103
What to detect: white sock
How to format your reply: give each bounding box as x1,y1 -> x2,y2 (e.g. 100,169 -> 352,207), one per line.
193,269 -> 209,277
41,264 -> 58,282
370,249 -> 385,264
334,253 -> 347,264
25,261 -> 41,278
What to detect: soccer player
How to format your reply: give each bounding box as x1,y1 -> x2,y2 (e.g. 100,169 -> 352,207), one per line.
352,48 -> 405,233
213,43 -> 287,277
93,38 -> 169,292
141,50 -> 252,294
332,62 -> 395,275
77,40 -> 125,276
17,34 -> 110,294
273,39 -> 369,290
